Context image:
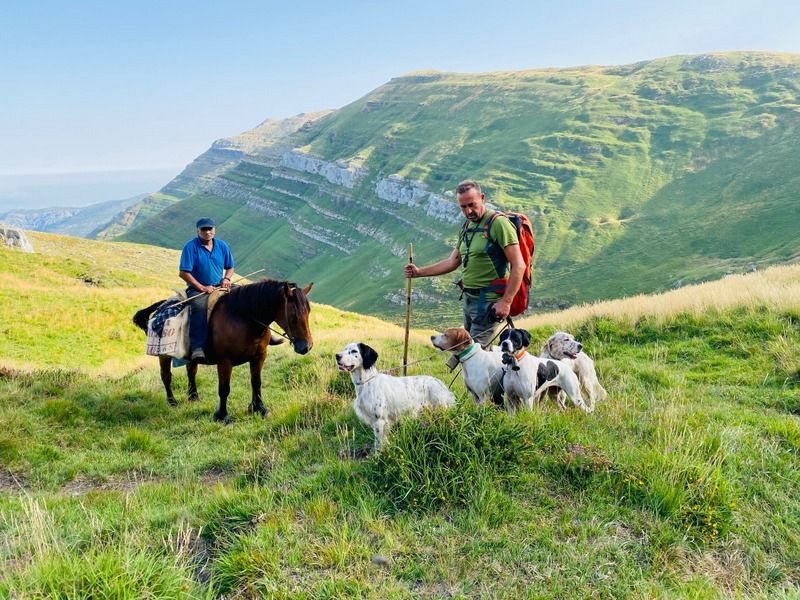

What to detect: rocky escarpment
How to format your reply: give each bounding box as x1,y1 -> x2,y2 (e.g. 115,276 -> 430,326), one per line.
280,152 -> 367,189
375,175 -> 461,224
0,224 -> 34,252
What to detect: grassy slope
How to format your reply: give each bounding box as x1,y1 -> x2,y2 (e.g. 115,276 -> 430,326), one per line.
121,52 -> 800,326
1,234 -> 799,598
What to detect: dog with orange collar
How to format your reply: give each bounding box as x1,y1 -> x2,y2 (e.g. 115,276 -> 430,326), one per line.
499,329 -> 592,414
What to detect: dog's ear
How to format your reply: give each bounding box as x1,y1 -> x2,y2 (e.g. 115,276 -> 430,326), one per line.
452,328 -> 471,346
520,329 -> 531,347
358,343 -> 378,369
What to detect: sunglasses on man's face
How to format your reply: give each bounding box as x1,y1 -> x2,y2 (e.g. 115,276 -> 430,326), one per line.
200,227 -> 214,231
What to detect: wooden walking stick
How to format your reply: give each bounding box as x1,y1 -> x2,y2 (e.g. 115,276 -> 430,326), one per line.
403,242 -> 413,376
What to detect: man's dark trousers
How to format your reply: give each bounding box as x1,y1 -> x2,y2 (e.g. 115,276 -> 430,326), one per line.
187,289 -> 210,353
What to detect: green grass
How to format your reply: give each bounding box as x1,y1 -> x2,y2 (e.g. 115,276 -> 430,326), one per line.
2,232 -> 799,596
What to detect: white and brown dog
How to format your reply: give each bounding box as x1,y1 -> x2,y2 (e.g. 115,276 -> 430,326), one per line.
430,327 -> 505,406
336,342 -> 455,450
499,329 -> 593,414
540,331 -> 607,405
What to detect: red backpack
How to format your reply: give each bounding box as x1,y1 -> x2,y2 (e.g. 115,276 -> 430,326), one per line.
460,211 -> 535,317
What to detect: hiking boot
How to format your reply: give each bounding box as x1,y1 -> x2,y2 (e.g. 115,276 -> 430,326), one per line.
191,348 -> 205,360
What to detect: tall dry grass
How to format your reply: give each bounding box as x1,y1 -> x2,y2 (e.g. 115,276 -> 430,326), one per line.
519,263 -> 800,329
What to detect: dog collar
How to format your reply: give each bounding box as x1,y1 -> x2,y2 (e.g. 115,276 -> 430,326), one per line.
514,349 -> 527,361
456,343 -> 480,362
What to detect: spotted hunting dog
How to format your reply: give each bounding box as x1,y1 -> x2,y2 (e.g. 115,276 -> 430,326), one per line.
499,329 -> 593,414
430,327 -> 505,406
336,342 -> 455,450
540,331 -> 607,406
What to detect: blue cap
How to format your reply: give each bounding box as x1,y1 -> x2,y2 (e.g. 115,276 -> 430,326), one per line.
196,217 -> 216,228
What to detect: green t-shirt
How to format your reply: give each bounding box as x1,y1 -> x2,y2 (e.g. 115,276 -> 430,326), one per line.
456,210 -> 519,297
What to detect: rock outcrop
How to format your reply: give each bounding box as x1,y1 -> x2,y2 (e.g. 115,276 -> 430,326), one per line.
0,224 -> 34,252
280,152 -> 367,189
376,175 -> 461,223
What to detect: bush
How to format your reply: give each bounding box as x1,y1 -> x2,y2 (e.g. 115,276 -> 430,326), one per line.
366,404 -> 534,511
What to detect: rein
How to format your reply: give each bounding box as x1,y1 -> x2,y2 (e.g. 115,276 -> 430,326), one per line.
241,297 -> 296,343
213,281 -> 303,344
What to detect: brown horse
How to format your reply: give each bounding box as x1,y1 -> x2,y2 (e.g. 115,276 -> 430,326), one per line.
133,279 -> 313,422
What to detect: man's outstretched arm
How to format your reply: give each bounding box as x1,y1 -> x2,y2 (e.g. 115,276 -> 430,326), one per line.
404,249 -> 461,278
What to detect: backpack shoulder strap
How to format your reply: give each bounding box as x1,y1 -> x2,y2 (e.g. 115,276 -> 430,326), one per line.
484,211 -> 506,243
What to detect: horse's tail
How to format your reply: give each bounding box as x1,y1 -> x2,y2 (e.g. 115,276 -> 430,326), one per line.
132,300 -> 165,332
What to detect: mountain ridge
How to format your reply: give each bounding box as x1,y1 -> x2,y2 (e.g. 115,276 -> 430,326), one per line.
115,51 -> 800,324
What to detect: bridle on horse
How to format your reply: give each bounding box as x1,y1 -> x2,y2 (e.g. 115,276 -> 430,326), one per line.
240,289 -> 301,344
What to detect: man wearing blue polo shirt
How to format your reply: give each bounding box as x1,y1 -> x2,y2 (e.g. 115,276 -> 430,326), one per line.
179,217 -> 235,361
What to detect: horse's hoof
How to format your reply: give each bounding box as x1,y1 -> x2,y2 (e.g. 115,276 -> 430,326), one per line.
167,397 -> 178,407
213,411 -> 228,423
249,406 -> 268,418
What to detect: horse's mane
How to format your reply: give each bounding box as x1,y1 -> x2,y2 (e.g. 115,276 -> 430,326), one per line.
223,278 -> 309,316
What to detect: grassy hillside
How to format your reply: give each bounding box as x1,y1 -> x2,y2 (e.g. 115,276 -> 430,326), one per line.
1,234 -> 799,597
121,52 -> 800,325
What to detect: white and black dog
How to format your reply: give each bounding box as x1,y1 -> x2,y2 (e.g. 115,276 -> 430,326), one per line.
541,331 -> 607,406
336,342 -> 455,450
499,329 -> 593,414
430,327 -> 505,406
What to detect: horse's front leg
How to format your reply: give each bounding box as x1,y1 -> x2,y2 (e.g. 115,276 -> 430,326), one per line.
214,360 -> 233,423
186,362 -> 199,402
159,355 -> 177,406
248,354 -> 267,418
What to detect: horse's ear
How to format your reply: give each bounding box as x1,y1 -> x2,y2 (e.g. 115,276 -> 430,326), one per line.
284,282 -> 295,297
358,343 -> 378,369
302,282 -> 313,296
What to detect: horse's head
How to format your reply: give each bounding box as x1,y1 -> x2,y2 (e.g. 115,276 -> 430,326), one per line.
277,282 -> 314,354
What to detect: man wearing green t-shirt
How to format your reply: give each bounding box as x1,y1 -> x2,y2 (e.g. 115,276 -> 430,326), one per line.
404,180 -> 525,353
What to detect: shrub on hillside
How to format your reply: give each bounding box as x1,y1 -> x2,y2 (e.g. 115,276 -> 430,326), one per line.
366,404 -> 534,511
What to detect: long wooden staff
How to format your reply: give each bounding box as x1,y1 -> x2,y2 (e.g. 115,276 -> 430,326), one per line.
403,242 -> 413,376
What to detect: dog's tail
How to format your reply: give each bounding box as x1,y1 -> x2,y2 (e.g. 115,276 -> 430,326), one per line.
532,378 -> 592,413
531,379 -> 560,405
132,299 -> 165,332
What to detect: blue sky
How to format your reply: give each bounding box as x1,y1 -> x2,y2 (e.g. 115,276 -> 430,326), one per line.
2,0 -> 799,178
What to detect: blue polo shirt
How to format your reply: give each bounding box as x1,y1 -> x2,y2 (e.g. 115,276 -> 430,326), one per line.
179,237 -> 235,286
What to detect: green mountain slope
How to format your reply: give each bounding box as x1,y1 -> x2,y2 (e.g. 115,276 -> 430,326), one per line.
121,52 -> 800,324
